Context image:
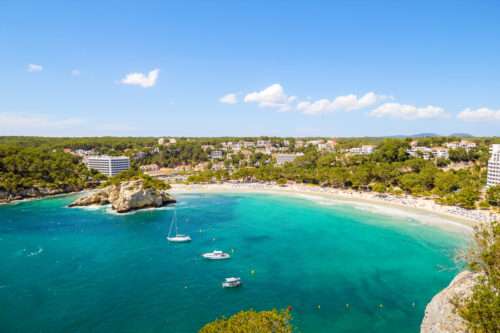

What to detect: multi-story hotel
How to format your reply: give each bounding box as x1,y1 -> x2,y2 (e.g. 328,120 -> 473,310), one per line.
87,156 -> 130,177
275,153 -> 304,166
487,144 -> 500,188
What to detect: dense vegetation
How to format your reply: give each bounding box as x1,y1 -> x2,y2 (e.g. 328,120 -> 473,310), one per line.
1,136 -> 499,209
456,222 -> 500,332
0,145 -> 105,192
199,308 -> 296,332
138,141 -> 208,168
101,169 -> 170,191
189,139 -> 491,209
0,136 -> 157,151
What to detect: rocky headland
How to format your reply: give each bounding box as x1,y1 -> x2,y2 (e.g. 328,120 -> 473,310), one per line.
68,180 -> 176,213
421,271 -> 479,333
0,185 -> 97,204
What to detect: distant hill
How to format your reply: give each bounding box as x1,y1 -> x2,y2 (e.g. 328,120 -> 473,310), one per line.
449,133 -> 475,137
412,133 -> 441,138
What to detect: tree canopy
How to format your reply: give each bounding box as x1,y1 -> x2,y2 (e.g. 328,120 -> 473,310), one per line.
199,308 -> 296,333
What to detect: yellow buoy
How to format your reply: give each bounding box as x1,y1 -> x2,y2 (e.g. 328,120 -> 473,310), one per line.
213,238 -> 215,241
251,270 -> 254,275
200,229 -> 202,233
380,304 -> 383,308
318,305 -> 320,309
231,249 -> 234,253
186,219 -> 188,222
346,304 -> 349,308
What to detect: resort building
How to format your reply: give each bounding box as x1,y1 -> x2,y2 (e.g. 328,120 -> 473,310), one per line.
194,162 -> 208,171
350,147 -> 363,155
146,168 -> 177,177
210,151 -> 223,159
445,140 -> 477,150
211,162 -> 226,170
201,145 -> 215,151
361,145 -> 376,154
140,164 -> 159,173
257,140 -> 269,147
275,153 -> 304,166
487,144 -> 500,188
87,156 -> 130,177
158,138 -> 165,145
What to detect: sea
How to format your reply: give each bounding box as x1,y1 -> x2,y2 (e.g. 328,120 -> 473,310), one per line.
0,191 -> 469,332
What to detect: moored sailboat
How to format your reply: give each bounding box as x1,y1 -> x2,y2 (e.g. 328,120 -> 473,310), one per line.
167,211 -> 191,242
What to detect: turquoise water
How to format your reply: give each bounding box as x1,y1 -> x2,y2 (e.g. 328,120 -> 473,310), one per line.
0,192 -> 467,332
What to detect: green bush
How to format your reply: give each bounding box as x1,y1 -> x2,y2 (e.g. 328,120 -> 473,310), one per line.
199,308 -> 296,332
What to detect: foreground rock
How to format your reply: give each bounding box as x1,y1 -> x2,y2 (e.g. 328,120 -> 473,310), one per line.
68,180 -> 176,213
421,271 -> 479,333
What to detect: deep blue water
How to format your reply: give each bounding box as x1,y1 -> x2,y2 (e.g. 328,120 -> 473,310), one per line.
0,192 -> 467,332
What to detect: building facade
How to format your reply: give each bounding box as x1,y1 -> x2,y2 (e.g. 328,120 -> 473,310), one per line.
487,144 -> 500,188
87,156 -> 130,177
275,153 -> 304,166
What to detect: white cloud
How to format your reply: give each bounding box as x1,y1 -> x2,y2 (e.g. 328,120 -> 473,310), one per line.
457,107 -> 500,122
121,68 -> 159,87
298,92 -> 387,115
0,112 -> 86,134
244,84 -> 296,111
220,93 -> 238,104
28,64 -> 42,72
71,69 -> 80,76
368,103 -> 450,120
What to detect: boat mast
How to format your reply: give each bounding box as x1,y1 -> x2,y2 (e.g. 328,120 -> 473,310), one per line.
168,211 -> 176,238
175,212 -> 178,236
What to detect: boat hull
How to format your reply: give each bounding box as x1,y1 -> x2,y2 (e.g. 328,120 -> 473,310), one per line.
202,254 -> 230,259
167,236 -> 191,242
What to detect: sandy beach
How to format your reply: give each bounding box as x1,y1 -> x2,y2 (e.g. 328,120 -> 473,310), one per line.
168,182 -> 500,232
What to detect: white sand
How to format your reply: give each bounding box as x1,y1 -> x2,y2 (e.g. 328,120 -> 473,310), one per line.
168,182 -> 500,233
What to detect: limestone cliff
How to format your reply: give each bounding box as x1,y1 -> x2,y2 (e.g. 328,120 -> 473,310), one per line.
421,271 -> 479,333
0,185 -> 95,203
68,180 -> 175,213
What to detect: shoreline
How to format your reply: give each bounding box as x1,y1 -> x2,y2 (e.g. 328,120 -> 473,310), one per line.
168,182 -> 499,233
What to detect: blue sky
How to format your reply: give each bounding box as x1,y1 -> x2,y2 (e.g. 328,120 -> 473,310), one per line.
1,0 -> 499,137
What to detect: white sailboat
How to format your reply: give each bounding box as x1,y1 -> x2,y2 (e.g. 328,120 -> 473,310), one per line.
167,211 -> 191,242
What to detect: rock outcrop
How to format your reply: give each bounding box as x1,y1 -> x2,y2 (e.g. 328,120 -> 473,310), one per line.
0,185 -> 91,203
68,180 -> 175,213
421,271 -> 479,333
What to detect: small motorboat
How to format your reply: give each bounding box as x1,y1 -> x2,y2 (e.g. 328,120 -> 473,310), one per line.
222,277 -> 242,288
202,250 -> 230,260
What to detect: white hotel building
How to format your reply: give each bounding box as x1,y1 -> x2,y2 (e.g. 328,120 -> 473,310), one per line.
275,153 -> 304,166
487,144 -> 500,188
87,156 -> 130,177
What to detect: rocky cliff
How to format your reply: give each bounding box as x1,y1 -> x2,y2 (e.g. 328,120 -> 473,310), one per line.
0,185 -> 90,203
421,271 -> 478,333
68,180 -> 175,213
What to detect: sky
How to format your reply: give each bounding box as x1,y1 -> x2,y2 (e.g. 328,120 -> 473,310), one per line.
1,0 -> 499,137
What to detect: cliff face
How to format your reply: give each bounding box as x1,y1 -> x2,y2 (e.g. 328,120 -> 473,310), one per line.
0,186 -> 87,203
68,180 -> 175,213
421,271 -> 478,333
